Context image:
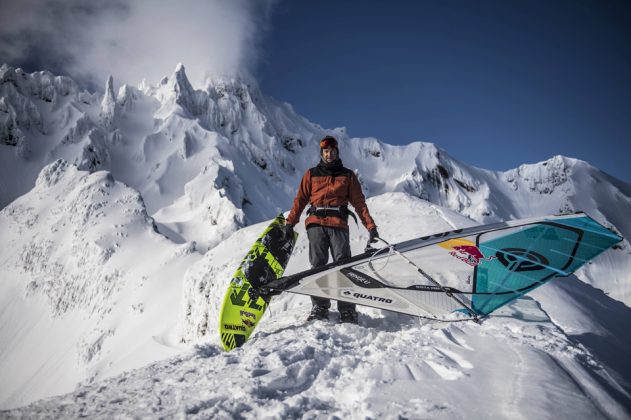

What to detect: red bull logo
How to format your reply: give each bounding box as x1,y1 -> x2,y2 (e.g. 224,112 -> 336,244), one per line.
439,239 -> 496,267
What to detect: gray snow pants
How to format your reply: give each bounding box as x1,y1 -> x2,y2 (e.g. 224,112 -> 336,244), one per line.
307,225 -> 355,312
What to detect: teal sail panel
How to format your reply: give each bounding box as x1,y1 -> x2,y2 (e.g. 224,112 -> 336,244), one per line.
472,215 -> 622,315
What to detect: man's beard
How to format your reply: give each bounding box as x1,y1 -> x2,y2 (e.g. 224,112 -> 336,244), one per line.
322,150 -> 338,163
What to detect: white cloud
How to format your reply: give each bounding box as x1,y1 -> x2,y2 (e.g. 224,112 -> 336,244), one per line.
0,0 -> 276,88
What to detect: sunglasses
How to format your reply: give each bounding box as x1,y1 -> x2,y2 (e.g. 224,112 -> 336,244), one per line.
320,137 -> 338,149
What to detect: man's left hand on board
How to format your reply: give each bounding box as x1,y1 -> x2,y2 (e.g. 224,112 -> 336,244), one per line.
283,223 -> 294,239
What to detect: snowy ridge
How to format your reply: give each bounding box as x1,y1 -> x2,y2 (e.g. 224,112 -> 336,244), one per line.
180,192 -> 478,343
0,161 -> 201,409
1,64 -> 630,414
1,317 -> 623,418
1,63 -> 327,251
2,63 -> 630,250
4,192 -> 631,418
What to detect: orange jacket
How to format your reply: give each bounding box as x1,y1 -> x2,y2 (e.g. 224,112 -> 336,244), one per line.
287,161 -> 376,231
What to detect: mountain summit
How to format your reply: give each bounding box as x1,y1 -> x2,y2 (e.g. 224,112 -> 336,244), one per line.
1,64 -> 630,413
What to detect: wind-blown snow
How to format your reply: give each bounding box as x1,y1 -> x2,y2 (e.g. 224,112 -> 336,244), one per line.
1,63 -> 630,416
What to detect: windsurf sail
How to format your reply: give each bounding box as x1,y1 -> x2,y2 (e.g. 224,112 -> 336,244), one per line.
261,212 -> 623,320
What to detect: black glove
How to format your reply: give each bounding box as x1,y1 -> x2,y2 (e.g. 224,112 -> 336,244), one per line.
283,223 -> 294,239
368,228 -> 379,243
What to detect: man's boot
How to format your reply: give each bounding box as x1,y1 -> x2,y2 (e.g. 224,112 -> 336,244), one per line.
339,309 -> 358,324
307,305 -> 329,321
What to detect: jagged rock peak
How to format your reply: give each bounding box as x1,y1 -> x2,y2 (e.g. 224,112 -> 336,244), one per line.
0,63 -> 81,104
117,84 -> 140,111
0,63 -> 14,79
0,64 -> 24,85
205,74 -> 259,100
104,75 -> 115,100
100,75 -> 118,126
171,63 -> 194,96
144,63 -> 207,117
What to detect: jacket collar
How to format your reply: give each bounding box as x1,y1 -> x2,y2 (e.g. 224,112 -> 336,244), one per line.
317,158 -> 344,175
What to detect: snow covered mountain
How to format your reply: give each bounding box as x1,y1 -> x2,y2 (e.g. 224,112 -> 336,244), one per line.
0,160 -> 201,408
2,63 -> 630,247
3,192 -> 631,418
2,62 -> 629,300
1,64 -> 630,415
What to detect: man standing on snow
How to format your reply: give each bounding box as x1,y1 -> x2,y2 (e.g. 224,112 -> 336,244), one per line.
284,135 -> 379,324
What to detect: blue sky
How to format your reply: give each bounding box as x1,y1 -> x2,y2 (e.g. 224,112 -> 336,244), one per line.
258,0 -> 631,181
1,0 -> 629,181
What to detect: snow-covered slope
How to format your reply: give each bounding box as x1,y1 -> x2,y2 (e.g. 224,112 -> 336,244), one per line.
180,192 -> 477,343
0,161 -> 201,409
1,63 -> 630,414
3,192 -> 630,418
5,301 -> 631,419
